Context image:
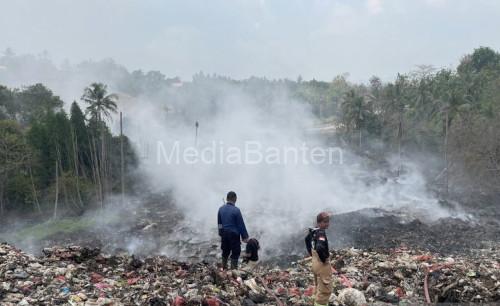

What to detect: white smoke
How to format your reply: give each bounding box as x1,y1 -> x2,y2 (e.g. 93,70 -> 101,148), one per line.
118,79 -> 453,258
0,53 -> 454,259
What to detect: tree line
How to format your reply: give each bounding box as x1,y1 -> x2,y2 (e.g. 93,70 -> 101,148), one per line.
2,46 -> 499,198
162,47 -> 500,196
0,83 -> 137,218
337,47 -> 500,196
186,48 -> 500,196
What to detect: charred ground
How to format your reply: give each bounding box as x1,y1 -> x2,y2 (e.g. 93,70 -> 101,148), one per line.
3,190 -> 499,265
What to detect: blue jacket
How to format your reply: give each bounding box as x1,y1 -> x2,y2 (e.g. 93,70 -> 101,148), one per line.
217,203 -> 249,239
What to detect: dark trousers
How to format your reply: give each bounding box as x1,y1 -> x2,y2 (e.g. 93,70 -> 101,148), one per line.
221,230 -> 241,260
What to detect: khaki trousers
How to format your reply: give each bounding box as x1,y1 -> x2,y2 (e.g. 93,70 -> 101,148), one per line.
311,250 -> 332,306
241,260 -> 258,272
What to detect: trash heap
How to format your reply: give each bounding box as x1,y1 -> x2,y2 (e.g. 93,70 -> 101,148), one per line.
1,243 -> 499,305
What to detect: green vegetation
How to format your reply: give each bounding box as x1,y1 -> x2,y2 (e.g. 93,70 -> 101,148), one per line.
0,82 -> 137,218
1,210 -> 124,241
12,217 -> 96,240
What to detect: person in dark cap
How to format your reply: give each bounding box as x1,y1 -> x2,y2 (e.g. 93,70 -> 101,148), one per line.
217,191 -> 249,269
305,212 -> 332,306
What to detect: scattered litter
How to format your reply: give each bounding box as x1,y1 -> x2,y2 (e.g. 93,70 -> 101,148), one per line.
0,243 -> 499,305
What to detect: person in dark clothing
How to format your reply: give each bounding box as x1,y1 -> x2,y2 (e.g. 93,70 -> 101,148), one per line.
243,238 -> 260,262
217,191 -> 249,270
242,238 -> 260,271
305,212 -> 332,306
305,226 -> 329,263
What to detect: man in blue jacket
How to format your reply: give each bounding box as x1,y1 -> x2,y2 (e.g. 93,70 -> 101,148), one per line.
217,191 -> 249,270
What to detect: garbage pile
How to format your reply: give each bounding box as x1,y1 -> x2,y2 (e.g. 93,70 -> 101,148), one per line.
1,243 -> 499,305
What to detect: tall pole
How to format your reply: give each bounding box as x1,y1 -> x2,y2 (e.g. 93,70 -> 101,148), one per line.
195,121 -> 199,146
54,159 -> 59,219
120,112 -> 125,205
397,106 -> 403,178
444,108 -> 449,198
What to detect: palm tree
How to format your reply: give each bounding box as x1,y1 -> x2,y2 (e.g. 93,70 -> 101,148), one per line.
342,89 -> 372,148
81,83 -> 118,207
81,83 -> 118,123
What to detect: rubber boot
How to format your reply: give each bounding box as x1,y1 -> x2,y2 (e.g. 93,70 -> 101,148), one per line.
230,259 -> 238,270
222,257 -> 228,270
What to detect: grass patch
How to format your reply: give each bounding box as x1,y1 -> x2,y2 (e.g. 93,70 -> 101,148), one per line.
1,208 -> 126,243
11,217 -> 97,241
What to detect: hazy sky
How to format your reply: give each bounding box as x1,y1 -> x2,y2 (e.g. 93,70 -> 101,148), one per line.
1,0 -> 500,82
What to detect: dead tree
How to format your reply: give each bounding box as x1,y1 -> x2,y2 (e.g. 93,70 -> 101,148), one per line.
89,134 -> 103,209
28,163 -> 42,214
71,126 -> 84,208
444,107 -> 449,197
53,158 -> 59,219
120,112 -> 125,205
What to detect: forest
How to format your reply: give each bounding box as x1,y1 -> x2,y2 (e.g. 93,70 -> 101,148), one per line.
0,81 -> 137,217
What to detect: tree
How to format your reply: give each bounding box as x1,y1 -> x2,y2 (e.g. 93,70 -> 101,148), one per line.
70,101 -> 88,208
70,101 -> 90,171
26,110 -> 74,214
0,82 -> 136,216
458,47 -> 500,75
0,85 -> 16,119
341,89 -> 377,148
16,83 -> 63,125
81,83 -> 118,206
0,120 -> 30,215
81,83 -> 118,123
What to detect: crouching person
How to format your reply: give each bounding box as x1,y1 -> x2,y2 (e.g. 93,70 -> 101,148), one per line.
305,212 -> 332,306
242,238 -> 260,271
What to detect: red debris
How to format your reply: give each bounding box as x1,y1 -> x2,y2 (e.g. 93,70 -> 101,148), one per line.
173,296 -> 185,306
415,254 -> 433,261
94,282 -> 111,290
339,274 -> 353,288
127,277 -> 141,285
90,272 -> 104,283
175,269 -> 187,278
276,287 -> 286,295
395,287 -> 405,298
303,286 -> 315,296
203,297 -> 220,306
288,287 -> 301,297
55,275 -> 66,282
20,284 -> 32,293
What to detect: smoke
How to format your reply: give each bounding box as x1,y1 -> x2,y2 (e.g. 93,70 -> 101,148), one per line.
0,52 -> 456,259
119,78 -> 455,258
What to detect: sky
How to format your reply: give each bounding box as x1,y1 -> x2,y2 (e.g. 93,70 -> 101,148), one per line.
1,0 -> 500,82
